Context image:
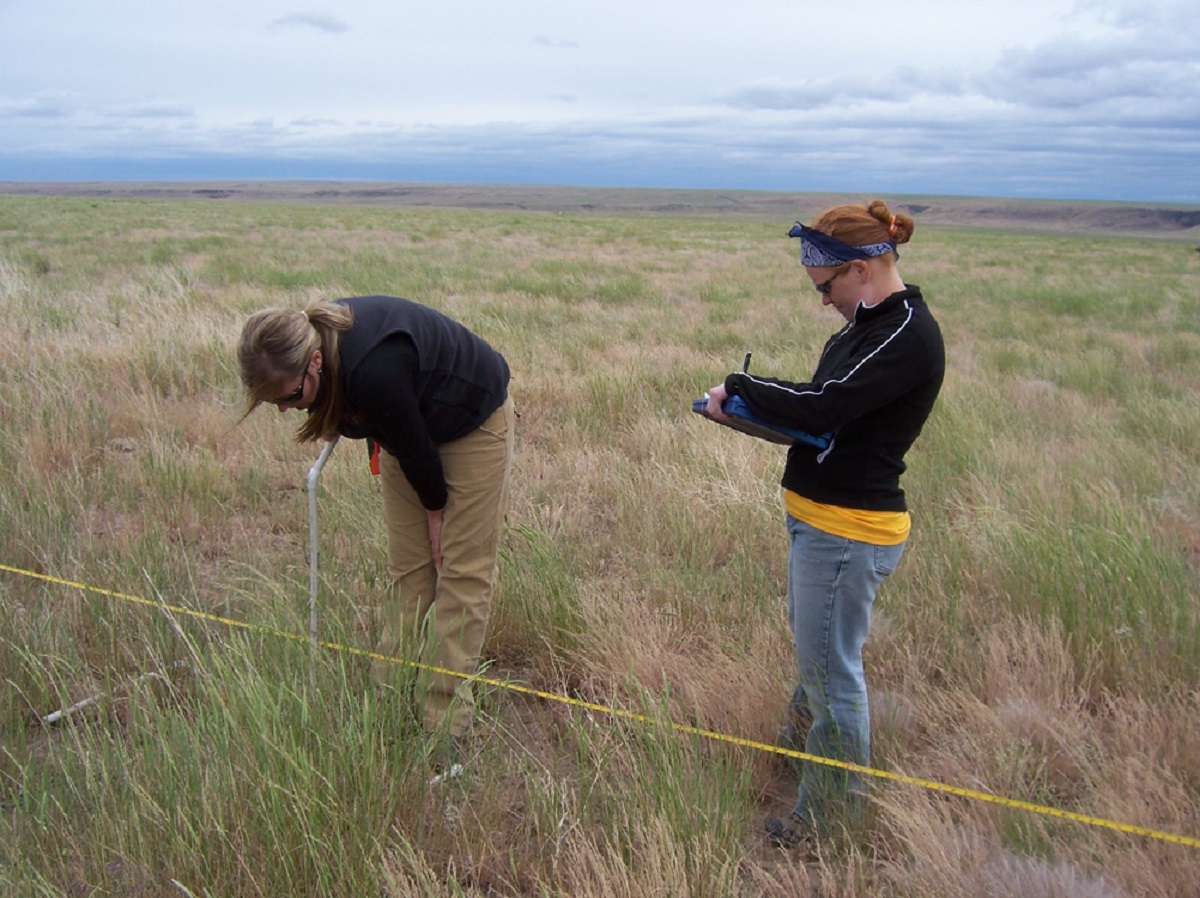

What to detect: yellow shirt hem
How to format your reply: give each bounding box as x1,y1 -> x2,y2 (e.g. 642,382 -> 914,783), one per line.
784,490 -> 910,545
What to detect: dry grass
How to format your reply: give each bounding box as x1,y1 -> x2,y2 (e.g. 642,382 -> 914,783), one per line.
1,190 -> 1198,896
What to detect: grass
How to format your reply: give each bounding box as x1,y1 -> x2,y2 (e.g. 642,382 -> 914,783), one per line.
1,190 -> 1198,896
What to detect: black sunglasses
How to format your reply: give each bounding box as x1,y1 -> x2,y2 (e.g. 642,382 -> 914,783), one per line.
274,369 -> 308,406
815,265 -> 851,295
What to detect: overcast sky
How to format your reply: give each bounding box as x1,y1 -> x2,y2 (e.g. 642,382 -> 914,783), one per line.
1,0 -> 1197,202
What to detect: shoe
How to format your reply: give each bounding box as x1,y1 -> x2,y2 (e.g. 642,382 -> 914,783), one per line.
429,764 -> 463,787
428,735 -> 465,786
765,813 -> 816,852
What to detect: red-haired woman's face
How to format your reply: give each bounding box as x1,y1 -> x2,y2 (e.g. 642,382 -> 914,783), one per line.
805,262 -> 862,322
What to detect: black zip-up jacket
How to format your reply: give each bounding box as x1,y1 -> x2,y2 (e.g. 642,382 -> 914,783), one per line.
333,295 -> 510,510
724,285 -> 944,513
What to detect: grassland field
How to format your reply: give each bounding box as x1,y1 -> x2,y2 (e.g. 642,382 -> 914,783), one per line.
0,183 -> 1198,897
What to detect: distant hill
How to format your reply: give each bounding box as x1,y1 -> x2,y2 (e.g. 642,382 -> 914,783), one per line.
3,180 -> 1198,236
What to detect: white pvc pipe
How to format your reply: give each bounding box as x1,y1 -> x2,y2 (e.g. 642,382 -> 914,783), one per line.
41,661 -> 189,725
306,437 -> 339,645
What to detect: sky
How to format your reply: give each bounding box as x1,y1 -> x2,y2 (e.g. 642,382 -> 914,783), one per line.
1,0 -> 1198,203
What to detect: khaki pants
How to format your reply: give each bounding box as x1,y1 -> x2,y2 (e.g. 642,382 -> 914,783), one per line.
374,396 -> 515,736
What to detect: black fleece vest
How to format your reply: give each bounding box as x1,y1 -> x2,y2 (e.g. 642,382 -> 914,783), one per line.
336,295 -> 509,444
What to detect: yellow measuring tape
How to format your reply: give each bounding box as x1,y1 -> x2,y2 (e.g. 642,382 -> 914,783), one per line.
3,561 -> 1198,850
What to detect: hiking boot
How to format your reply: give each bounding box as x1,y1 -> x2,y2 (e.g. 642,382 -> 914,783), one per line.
765,812 -> 817,853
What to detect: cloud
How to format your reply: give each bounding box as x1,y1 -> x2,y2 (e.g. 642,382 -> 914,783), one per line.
1,0 -> 1196,202
976,38 -> 1200,123
975,0 -> 1200,113
1086,0 -> 1200,36
721,74 -> 952,112
100,103 -> 195,120
291,116 -> 343,128
716,5 -> 1200,148
268,12 -> 349,34
0,92 -> 75,119
534,35 -> 579,50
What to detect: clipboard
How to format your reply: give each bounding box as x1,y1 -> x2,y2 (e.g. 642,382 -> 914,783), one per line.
692,395 -> 831,449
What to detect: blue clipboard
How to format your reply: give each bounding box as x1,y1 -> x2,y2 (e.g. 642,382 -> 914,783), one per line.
692,395 -> 831,449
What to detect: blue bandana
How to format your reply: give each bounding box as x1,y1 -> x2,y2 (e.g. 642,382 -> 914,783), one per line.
787,222 -> 896,267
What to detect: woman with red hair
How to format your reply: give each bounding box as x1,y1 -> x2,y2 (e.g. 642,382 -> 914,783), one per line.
707,200 -> 945,846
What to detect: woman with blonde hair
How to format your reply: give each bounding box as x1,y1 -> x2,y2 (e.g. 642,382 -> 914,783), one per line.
238,295 -> 515,768
706,200 -> 944,846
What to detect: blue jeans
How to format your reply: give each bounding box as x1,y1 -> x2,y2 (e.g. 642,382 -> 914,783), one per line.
785,515 -> 904,824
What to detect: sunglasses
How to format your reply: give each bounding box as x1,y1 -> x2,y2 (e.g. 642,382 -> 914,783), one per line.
274,369 -> 308,406
815,265 -> 851,295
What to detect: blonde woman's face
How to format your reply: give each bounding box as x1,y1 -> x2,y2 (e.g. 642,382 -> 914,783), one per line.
270,351 -> 321,411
